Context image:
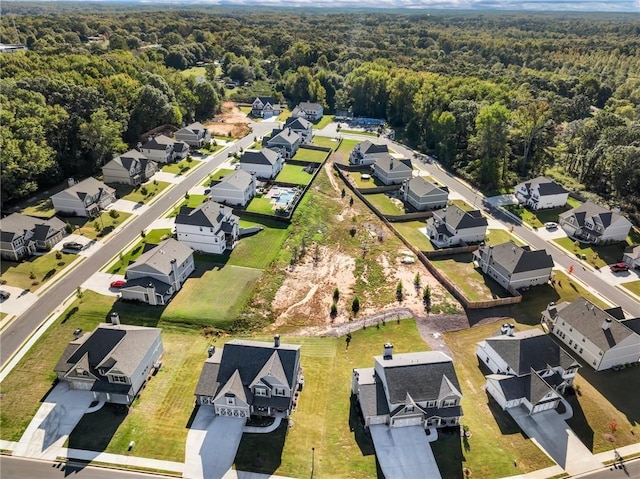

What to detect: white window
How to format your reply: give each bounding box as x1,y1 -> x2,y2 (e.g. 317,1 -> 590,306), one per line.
226,397 -> 235,406
427,400 -> 436,408
111,375 -> 128,384
443,399 -> 457,407
254,388 -> 267,396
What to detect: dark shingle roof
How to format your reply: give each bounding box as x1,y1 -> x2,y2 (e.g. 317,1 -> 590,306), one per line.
406,176 -> 448,197
284,116 -> 312,130
526,176 -> 569,196
374,155 -> 413,174
0,213 -> 65,241
142,134 -> 174,150
128,238 -> 193,276
483,241 -> 554,274
175,200 -> 235,228
121,276 -> 172,295
442,204 -> 487,230
559,201 -> 625,229
357,370 -> 391,418
359,140 -> 389,155
240,149 -> 280,166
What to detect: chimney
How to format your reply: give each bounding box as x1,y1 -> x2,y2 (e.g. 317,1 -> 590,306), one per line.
170,258 -> 180,291
73,328 -> 83,339
602,317 -> 612,331
508,323 -> 515,336
500,323 -> 509,335
148,136 -> 153,143
389,159 -> 394,170
136,142 -> 142,151
220,204 -> 225,216
67,177 -> 75,187
110,312 -> 120,326
274,334 -> 280,348
383,343 -> 393,360
207,345 -> 215,358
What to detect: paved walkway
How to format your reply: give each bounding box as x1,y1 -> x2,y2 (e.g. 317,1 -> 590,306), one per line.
109,199 -> 149,215
81,271 -> 124,297
153,171 -> 187,184
64,448 -> 185,473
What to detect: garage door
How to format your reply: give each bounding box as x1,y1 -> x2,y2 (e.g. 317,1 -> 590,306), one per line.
532,401 -> 557,413
391,416 -> 423,428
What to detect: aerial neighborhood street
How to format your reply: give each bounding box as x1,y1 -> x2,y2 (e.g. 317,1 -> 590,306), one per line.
1,5 -> 640,479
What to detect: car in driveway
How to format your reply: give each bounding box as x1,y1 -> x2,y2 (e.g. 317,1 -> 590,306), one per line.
544,222 -> 558,229
610,263 -> 630,273
0,290 -> 10,301
110,280 -> 126,289
63,241 -> 84,251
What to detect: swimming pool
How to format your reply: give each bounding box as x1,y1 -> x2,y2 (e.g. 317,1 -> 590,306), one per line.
275,189 -> 296,206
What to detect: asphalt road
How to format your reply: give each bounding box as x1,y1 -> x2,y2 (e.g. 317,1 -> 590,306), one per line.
0,122 -> 274,367
0,456 -> 168,479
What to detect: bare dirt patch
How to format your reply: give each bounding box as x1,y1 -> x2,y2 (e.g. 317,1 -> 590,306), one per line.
203,101 -> 251,138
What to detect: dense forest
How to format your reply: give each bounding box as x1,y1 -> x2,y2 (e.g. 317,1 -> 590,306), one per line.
1,4 -> 639,221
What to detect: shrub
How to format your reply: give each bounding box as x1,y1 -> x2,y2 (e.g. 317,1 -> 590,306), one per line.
29,271 -> 36,280
55,251 -> 62,260
330,302 -> 338,318
396,281 -> 404,301
109,209 -> 120,219
351,296 -> 360,315
140,186 -> 148,196
333,287 -> 340,302
65,222 -> 74,234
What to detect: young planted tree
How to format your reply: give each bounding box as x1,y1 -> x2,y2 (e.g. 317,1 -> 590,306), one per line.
333,287 -> 340,302
423,285 -> 432,314
330,302 -> 338,318
396,281 -> 404,302
351,296 -> 360,316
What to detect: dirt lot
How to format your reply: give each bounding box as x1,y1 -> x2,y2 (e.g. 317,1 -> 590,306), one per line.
203,101 -> 251,138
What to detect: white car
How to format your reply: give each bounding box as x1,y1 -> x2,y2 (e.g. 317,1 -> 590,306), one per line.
544,222 -> 558,229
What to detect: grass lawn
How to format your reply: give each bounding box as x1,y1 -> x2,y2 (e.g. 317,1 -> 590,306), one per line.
276,109 -> 291,122
313,115 -> 335,130
340,129 -> 379,137
21,198 -> 55,219
246,196 -> 275,215
112,181 -> 170,204
334,139 -> 360,163
225,219 -> 290,269
620,280 -> 640,297
166,195 -> 208,218
71,211 -> 132,240
449,199 -> 474,211
485,228 -> 525,247
366,193 -> 406,215
275,164 -> 314,185
0,251 -> 76,290
107,229 -> 172,274
204,168 -> 235,184
161,158 -> 202,175
553,237 -> 625,269
429,253 -> 511,302
351,172 -> 384,189
393,221 -> 434,251
239,105 -> 252,115
292,147 -> 329,163
179,66 -> 207,79
312,136 -> 340,150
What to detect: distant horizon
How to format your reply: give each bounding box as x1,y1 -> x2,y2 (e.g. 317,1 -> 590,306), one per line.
5,0 -> 640,13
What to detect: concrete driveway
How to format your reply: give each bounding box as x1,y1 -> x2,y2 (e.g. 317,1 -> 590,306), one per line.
508,404 -> 602,476
0,286 -> 38,319
81,272 -> 125,297
184,406 -> 245,479
12,382 -> 95,460
369,425 -> 442,479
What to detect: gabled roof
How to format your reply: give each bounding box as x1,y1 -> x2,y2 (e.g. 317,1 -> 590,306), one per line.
266,128 -> 301,146
215,369 -> 248,403
484,328 -> 580,375
559,201 -> 627,229
120,276 -> 172,295
623,245 -> 640,260
180,122 -> 208,136
142,135 -> 174,150
297,101 -> 323,111
249,351 -> 288,389
441,204 -> 487,230
240,149 -> 281,166
253,96 -> 276,107
0,213 -> 65,242
284,116 -> 312,130
212,170 -> 254,192
406,176 -> 448,197
483,241 -> 554,274
358,140 -> 389,155
52,177 -> 115,202
175,200 -> 235,229
528,369 -> 558,405
524,176 -> 569,196
127,238 -> 193,276
105,149 -> 149,172
374,155 -> 412,174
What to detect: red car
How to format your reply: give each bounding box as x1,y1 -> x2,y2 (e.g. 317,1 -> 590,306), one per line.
110,280 -> 126,289
610,263 -> 630,273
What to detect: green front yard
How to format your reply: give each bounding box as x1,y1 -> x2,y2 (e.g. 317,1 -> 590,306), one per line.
393,221 -> 434,251
448,199 -> 474,211
0,251 -> 77,290
312,136 -> 340,150
203,168 -> 235,185
166,195 -> 207,217
553,237 -> 625,269
275,164 -> 314,185
366,193 -> 406,215
340,129 -> 379,137
313,115 -> 335,130
161,158 -> 202,175
70,210 -> 132,240
21,198 -> 56,219
621,280 -> 640,297
179,66 -> 207,79
505,197 -> 581,229
112,181 -> 170,204
292,147 -> 329,163
276,108 -> 291,122
107,229 -> 172,274
485,228 -> 525,247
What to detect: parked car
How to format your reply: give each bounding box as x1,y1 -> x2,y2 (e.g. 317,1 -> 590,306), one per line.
544,222 -> 558,229
63,241 -> 84,251
110,280 -> 126,289
0,290 -> 10,301
610,263 -> 630,273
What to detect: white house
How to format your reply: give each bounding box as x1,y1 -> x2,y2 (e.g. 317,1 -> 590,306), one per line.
194,336 -> 302,419
541,297 -> 640,371
175,201 -> 239,255
239,148 -> 284,179
175,122 -> 211,147
251,97 -> 282,118
291,101 -> 324,121
425,205 -> 488,248
54,318 -> 163,405
476,325 -> 580,414
473,241 -> 554,291
284,116 -> 313,144
352,345 -> 463,430
401,176 -> 449,211
120,238 -> 195,306
209,170 -> 256,207
263,128 -> 301,159
349,140 -> 390,166
102,149 -> 157,186
51,177 -> 116,218
622,245 -> 640,270
139,135 -> 175,164
372,156 -> 413,185
559,201 -> 632,244
0,213 -> 66,261
514,176 -> 569,210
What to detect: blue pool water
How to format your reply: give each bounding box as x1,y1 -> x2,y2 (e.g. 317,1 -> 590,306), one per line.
275,189 -> 296,206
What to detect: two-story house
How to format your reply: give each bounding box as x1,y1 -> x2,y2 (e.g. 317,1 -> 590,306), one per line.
425,204 -> 488,248
291,101 -> 324,121
102,149 -> 157,186
120,238 -> 195,306
514,176 -> 569,210
0,213 -> 66,261
251,97 -> 282,118
284,116 -> 313,144
209,170 -> 257,207
175,201 -> 239,254
352,345 -> 463,430
559,201 -> 632,244
401,176 -> 449,211
239,149 -> 284,179
139,135 -> 176,164
541,297 -> 640,371
372,156 -> 413,185
622,245 -> 640,270
473,241 -> 554,291
263,128 -> 301,159
194,335 -> 302,420
476,325 -> 580,414
349,141 -> 390,166
54,316 -> 163,405
51,177 -> 116,218
175,122 -> 211,147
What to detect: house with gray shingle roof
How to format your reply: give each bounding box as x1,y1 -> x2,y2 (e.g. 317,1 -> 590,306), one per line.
251,97 -> 282,118
352,345 -> 463,429
239,148 -> 284,179
209,170 -> 257,207
120,238 -> 195,306
372,156 -> 413,185
175,200 -> 239,254
622,244 -> 640,270
51,177 -> 116,218
401,176 -> 449,211
139,134 -> 176,164
349,140 -> 389,166
194,336 -> 302,419
291,101 -> 324,121
54,318 -> 163,405
263,128 -> 301,159
477,326 -> 580,414
541,297 -> 640,371
514,176 -> 569,210
474,241 -> 554,291
284,116 -> 313,143
0,213 -> 66,261
559,201 -> 632,244
425,204 -> 488,248
102,149 -> 157,186
175,122 -> 211,147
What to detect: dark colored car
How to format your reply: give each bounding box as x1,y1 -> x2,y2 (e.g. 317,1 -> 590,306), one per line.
63,241 -> 84,251
0,290 -> 10,301
610,263 -> 630,272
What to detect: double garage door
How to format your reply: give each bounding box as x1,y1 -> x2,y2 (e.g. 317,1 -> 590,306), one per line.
391,415 -> 423,428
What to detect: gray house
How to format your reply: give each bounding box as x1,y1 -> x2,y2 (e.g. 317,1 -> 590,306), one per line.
559,201 -> 632,245
175,201 -> 239,255
474,241 -> 554,291
175,122 -> 211,147
349,141 -> 390,166
139,135 -> 175,164
514,176 -> 569,210
291,101 -> 324,121
263,128 -> 301,159
102,149 -> 157,186
54,317 -> 163,405
194,336 -> 302,420
425,205 -> 488,248
239,148 -> 284,180
120,238 -> 195,306
284,116 -> 313,144
209,170 -> 256,207
372,156 -> 413,185
0,213 -> 66,261
51,177 -> 116,217
401,177 -> 449,211
622,245 -> 640,270
251,97 -> 282,118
